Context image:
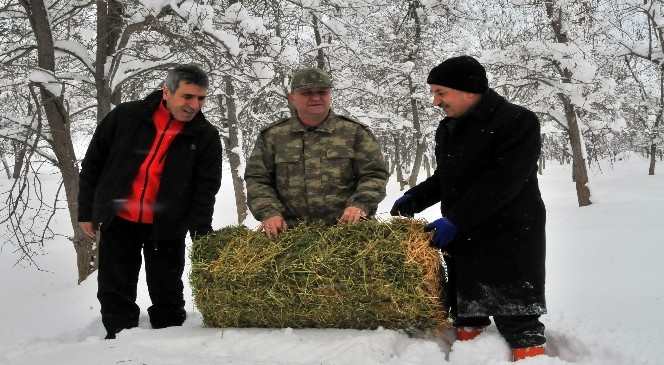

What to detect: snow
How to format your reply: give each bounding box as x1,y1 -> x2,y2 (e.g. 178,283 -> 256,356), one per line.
252,58 -> 276,88
140,0 -> 171,16
1,155 -> 663,364
54,40 -> 94,73
27,68 -> 63,97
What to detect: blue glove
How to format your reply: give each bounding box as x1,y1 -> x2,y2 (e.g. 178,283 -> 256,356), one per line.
424,218 -> 457,249
390,194 -> 417,217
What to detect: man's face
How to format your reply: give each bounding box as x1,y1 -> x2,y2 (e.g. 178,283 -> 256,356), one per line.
163,81 -> 208,122
430,84 -> 477,118
288,87 -> 332,120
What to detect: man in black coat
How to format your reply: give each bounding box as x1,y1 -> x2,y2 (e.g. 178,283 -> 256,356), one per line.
78,64 -> 222,339
390,56 -> 547,361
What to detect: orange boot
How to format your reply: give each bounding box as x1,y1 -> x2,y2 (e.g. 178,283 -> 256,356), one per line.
512,345 -> 545,361
455,326 -> 484,341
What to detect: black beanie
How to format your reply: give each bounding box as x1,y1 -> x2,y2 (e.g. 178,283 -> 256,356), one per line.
427,55 -> 488,94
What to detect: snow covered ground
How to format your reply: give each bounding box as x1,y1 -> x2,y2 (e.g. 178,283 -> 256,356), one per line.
1,154 -> 662,364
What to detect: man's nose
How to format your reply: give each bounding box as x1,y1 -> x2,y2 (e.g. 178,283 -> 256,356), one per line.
189,99 -> 202,110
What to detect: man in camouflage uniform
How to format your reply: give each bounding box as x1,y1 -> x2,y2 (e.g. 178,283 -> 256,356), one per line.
245,68 -> 388,237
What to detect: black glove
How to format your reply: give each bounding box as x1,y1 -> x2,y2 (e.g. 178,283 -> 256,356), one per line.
390,193 -> 417,217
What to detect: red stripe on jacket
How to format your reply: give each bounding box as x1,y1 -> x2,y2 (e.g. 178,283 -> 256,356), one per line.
118,101 -> 185,223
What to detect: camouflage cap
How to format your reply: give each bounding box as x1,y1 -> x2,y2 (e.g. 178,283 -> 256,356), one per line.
290,68 -> 333,91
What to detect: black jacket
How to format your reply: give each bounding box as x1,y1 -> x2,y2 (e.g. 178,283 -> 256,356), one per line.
407,88 -> 546,318
78,90 -> 223,240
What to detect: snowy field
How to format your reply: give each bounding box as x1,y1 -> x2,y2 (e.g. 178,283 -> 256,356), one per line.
1,155 -> 662,365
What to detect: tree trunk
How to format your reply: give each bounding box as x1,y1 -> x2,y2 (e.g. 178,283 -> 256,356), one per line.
423,154 -> 431,178
538,133 -> 545,175
393,134 -> 407,190
219,78 -> 248,224
20,0 -> 95,283
538,155 -> 544,175
649,143 -> 656,175
312,14 -> 326,70
561,94 -> 591,206
407,74 -> 425,188
545,0 -> 591,207
12,141 -> 26,179
651,66 -> 664,175
95,0 -> 123,122
0,149 -> 11,179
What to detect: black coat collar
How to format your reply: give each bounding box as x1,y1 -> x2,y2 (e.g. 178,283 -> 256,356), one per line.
456,88 -> 505,124
440,88 -> 505,135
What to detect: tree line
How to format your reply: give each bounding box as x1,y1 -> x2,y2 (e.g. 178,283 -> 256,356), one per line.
1,0 -> 662,281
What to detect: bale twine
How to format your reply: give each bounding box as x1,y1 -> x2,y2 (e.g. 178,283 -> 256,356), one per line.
190,219 -> 448,331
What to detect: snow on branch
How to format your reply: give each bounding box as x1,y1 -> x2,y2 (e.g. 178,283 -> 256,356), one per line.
167,1 -> 240,56
54,39 -> 95,75
27,68 -> 63,97
140,0 -> 172,16
223,2 -> 269,36
110,60 -> 178,94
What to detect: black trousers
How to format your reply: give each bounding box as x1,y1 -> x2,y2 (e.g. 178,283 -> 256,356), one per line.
454,315 -> 545,348
97,217 -> 186,334
441,254 -> 546,349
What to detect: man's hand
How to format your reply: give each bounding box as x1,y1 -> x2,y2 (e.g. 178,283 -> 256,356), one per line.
339,206 -> 366,224
261,215 -> 288,238
78,221 -> 96,239
390,194 -> 416,217
424,217 -> 458,249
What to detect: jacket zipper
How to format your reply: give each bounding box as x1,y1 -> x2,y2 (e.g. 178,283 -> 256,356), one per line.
138,118 -> 173,222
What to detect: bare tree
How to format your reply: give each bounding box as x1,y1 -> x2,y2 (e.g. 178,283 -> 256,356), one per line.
618,0 -> 664,175
19,0 -> 94,281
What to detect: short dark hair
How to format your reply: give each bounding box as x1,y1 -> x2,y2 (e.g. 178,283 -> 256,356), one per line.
165,64 -> 209,92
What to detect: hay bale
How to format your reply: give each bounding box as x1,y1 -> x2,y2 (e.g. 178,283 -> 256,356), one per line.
190,219 -> 447,331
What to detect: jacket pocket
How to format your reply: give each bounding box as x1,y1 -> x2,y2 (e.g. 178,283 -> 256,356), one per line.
275,154 -> 302,199
323,149 -> 354,193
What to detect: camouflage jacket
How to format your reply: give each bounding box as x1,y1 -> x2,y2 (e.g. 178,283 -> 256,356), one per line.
245,112 -> 388,226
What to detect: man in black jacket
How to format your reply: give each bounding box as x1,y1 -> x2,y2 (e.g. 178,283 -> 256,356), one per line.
390,56 -> 547,362
78,64 -> 222,339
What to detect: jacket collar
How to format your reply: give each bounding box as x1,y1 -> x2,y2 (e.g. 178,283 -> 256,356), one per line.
440,88 -> 505,135
289,110 -> 336,134
456,88 -> 505,124
141,89 -> 208,136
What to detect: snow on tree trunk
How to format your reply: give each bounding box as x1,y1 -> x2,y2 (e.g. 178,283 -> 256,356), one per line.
545,0 -> 591,207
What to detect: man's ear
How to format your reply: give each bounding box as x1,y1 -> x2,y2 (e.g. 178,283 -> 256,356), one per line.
162,84 -> 170,99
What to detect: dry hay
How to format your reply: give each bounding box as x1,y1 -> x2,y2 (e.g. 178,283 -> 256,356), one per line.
190,218 -> 448,331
